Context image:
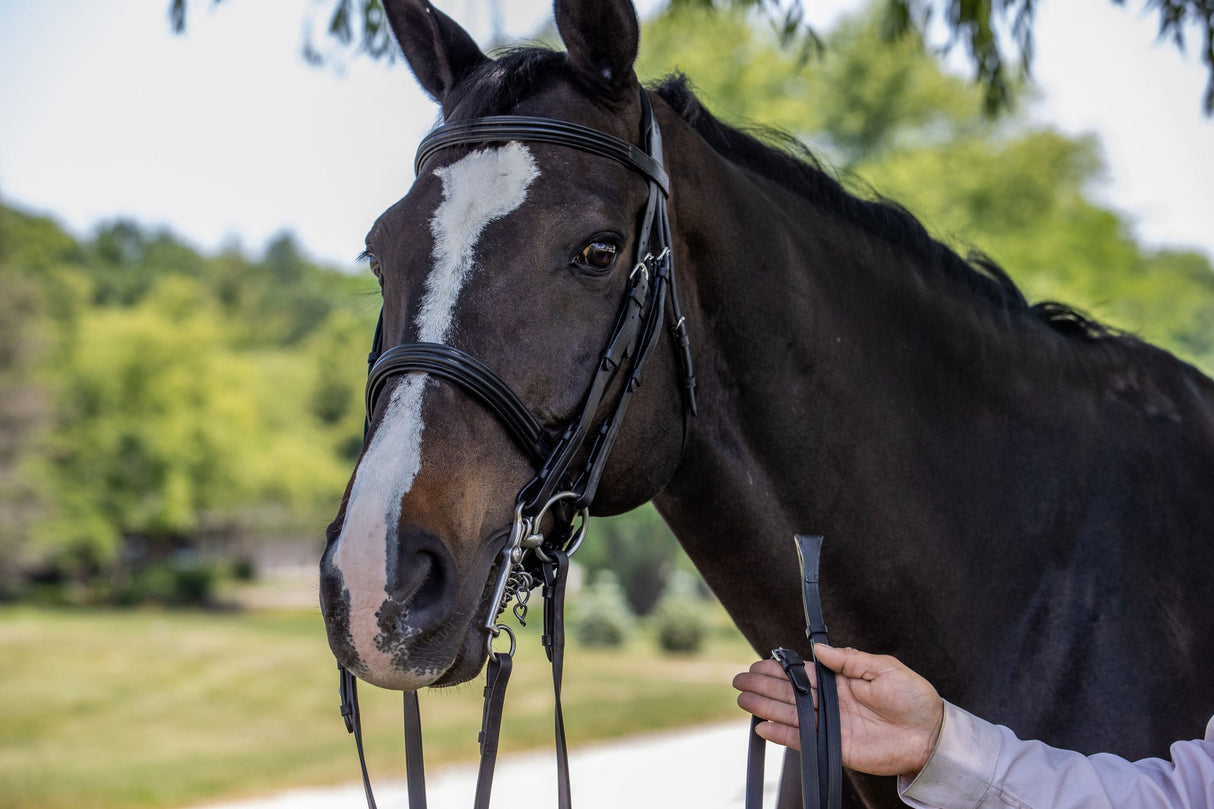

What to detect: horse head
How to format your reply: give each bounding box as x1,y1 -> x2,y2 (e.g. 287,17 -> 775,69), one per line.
319,0 -> 691,690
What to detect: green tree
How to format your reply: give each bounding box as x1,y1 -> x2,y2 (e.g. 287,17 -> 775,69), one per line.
167,0 -> 1214,115
637,4 -> 985,166
0,202 -> 376,597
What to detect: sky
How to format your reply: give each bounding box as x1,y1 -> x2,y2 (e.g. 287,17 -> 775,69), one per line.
0,0 -> 1211,270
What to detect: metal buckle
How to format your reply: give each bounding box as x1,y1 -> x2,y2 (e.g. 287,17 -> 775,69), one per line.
630,258 -> 650,284
771,647 -> 812,695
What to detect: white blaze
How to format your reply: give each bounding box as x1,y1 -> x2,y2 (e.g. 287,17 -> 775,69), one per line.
332,143 -> 539,684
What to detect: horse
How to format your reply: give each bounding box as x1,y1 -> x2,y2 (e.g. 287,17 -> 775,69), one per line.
319,0 -> 1214,805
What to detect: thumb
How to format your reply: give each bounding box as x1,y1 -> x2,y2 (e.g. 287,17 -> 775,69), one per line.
812,643 -> 848,673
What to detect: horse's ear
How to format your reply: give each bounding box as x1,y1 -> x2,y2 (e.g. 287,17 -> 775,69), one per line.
383,0 -> 486,104
554,0 -> 640,94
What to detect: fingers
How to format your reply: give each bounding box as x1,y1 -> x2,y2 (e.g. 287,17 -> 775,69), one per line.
733,660 -> 805,703
733,669 -> 798,707
747,657 -> 789,678
734,659 -> 810,735
753,718 -> 802,752
736,688 -> 801,728
814,644 -> 900,681
810,643 -> 847,672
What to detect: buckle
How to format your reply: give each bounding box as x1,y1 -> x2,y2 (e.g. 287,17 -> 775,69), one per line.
630,258 -> 650,284
771,647 -> 812,695
338,665 -> 357,733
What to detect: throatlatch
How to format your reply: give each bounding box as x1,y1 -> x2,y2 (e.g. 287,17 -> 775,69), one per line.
745,535 -> 842,809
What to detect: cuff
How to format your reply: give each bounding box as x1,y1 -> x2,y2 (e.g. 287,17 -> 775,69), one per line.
897,702 -> 1003,809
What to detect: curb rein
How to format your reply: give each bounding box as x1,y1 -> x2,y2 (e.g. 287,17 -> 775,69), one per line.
338,88 -> 695,809
745,534 -> 843,809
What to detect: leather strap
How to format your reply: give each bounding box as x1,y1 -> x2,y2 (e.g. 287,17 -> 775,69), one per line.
367,342 -> 551,464
339,665 -> 379,809
417,116 -> 670,195
472,652 -> 513,809
404,691 -> 426,809
541,550 -> 573,809
796,535 -> 842,809
744,536 -> 841,809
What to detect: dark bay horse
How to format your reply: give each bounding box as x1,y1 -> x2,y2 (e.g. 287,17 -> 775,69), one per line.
320,0 -> 1214,805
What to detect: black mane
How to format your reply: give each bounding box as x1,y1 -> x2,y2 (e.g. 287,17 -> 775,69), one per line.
652,75 -> 1116,341
451,50 -> 1114,341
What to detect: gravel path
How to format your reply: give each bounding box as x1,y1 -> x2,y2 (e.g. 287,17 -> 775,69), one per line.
186,720 -> 784,809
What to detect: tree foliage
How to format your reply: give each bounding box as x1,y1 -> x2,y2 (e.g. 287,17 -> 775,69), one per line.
169,0 -> 1214,114
0,207 -> 376,598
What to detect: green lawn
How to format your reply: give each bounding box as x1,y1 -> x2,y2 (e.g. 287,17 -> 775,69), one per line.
0,605 -> 756,809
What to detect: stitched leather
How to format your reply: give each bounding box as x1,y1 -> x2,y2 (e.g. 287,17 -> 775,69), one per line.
416,116 -> 670,194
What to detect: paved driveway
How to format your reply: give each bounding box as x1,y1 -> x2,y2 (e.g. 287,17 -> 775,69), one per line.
187,720 -> 785,809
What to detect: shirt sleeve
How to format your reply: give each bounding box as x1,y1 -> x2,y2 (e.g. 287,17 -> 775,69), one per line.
896,702 -> 1214,809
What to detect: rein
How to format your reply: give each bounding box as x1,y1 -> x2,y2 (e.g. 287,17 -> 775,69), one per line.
338,88 -> 696,809
745,535 -> 842,809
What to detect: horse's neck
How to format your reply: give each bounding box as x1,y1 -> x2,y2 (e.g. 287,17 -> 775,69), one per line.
666,154 -> 1029,500
656,126 -> 1214,662
655,136 -> 1068,647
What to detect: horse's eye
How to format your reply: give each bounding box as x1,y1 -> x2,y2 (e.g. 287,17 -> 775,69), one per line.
367,253 -> 383,287
575,240 -> 619,272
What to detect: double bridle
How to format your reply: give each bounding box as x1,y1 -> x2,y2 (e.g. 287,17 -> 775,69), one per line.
338,89 -> 696,809
336,88 -> 841,809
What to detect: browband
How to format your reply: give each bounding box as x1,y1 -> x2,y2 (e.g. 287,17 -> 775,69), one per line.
415,115 -> 671,195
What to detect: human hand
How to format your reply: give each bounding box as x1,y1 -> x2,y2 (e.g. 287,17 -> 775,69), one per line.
732,644 -> 944,777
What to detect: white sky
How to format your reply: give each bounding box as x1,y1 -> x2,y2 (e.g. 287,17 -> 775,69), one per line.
0,0 -> 1210,269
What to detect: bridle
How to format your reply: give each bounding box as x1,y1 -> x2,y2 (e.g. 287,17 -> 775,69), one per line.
335,87 -> 840,809
337,88 -> 697,809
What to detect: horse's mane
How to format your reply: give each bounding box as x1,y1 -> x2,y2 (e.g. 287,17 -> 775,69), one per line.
454,50 -> 1115,341
651,75 -> 1117,342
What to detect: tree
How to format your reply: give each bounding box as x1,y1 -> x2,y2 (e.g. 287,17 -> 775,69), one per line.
0,202 -> 377,598
167,0 -> 1214,114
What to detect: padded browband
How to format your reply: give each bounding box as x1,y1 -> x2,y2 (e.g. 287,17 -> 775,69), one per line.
415,116 -> 671,195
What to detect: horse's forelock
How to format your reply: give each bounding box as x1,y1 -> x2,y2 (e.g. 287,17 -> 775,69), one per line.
448,48 -> 570,118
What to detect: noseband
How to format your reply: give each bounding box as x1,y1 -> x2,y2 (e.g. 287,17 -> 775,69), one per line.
339,89 -> 697,809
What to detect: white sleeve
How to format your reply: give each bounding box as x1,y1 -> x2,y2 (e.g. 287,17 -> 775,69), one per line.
896,702 -> 1214,809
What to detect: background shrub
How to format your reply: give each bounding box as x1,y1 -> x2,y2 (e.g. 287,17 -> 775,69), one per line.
569,570 -> 635,647
653,570 -> 708,654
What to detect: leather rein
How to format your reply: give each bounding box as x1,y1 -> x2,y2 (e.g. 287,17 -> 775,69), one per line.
338,89 -> 696,809
746,535 -> 843,809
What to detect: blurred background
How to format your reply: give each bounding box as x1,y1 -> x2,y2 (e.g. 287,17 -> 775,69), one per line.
1,1 -> 1211,808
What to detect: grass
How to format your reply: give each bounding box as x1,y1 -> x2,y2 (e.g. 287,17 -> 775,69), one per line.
0,604 -> 756,809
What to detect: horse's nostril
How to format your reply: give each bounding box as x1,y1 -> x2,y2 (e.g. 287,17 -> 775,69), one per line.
412,550 -> 446,609
387,536 -> 453,628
